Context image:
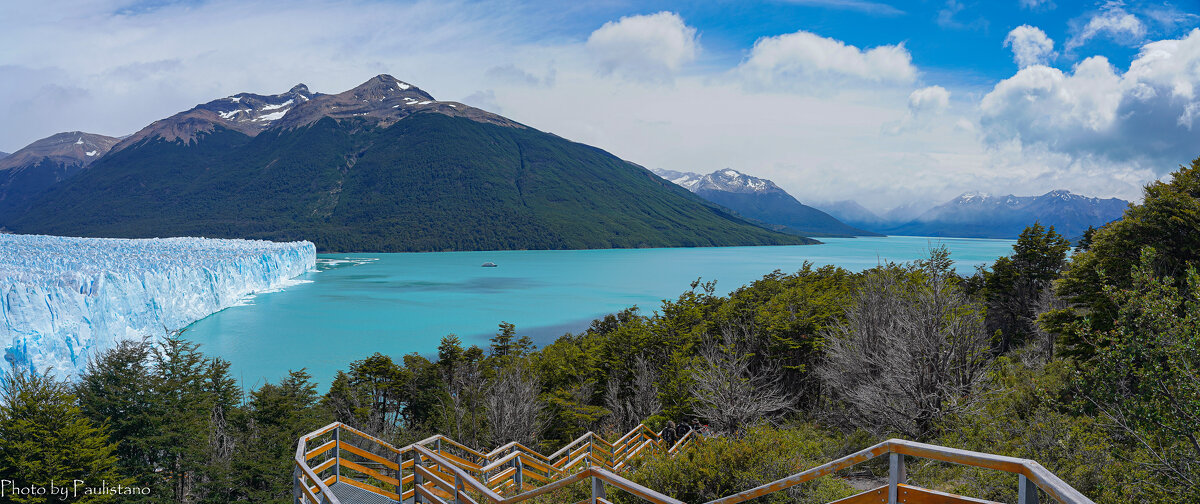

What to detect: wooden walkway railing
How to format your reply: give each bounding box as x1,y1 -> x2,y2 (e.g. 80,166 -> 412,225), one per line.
293,422 -> 1095,504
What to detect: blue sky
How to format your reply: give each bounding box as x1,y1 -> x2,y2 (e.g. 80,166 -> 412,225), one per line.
2,0 -> 1199,210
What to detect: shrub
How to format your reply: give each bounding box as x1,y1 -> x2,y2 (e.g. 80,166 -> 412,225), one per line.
626,424 -> 860,504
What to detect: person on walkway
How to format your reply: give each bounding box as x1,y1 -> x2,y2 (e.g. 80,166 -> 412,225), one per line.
660,421 -> 677,447
676,420 -> 692,442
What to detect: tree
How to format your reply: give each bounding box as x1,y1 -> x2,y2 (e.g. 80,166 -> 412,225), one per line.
716,265 -> 856,404
690,336 -> 790,435
529,332 -> 608,447
983,223 -> 1071,355
1084,249 -> 1200,498
1058,157 -> 1200,355
0,367 -> 128,503
439,353 -> 487,449
234,370 -> 328,504
75,335 -> 239,503
346,353 -> 408,439
489,322 -> 535,365
197,358 -> 240,503
323,371 -> 369,429
151,334 -> 219,503
76,339 -> 158,485
604,356 -> 661,433
819,248 -> 991,439
485,364 -> 546,446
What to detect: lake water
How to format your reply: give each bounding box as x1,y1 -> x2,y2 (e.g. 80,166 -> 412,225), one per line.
183,236 -> 1015,388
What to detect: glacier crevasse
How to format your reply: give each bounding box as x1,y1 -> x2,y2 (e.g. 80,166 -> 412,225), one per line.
0,234 -> 316,378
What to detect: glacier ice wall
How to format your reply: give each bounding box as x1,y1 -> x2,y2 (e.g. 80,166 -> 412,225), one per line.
0,234 -> 316,378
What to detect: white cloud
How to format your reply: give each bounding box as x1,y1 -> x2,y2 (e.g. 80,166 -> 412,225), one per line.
774,0 -> 904,16
1019,0 -> 1054,10
1066,2 -> 1147,51
1004,25 -> 1056,68
883,85 -> 950,134
981,28 -> 1200,176
1142,4 -> 1200,33
909,86 -> 950,115
585,12 -> 699,82
937,0 -> 988,31
484,64 -> 555,87
735,30 -> 916,90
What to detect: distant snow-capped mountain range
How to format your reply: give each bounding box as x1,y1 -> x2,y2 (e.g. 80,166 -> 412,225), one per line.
656,168 -> 781,194
652,167 -> 1129,240
652,168 -> 878,237
815,190 -> 1129,239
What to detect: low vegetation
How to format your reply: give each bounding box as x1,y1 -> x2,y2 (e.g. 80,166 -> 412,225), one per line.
4,159 -> 1200,503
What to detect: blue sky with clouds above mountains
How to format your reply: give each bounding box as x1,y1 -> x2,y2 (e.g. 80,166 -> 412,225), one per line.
2,0 -> 1198,210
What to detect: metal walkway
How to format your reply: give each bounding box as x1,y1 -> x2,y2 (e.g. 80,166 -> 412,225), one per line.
329,481 -> 401,504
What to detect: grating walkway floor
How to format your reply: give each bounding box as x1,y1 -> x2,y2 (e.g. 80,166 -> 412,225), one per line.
328,481 -> 402,504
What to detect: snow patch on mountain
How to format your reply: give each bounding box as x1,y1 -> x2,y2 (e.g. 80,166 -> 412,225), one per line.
261,99 -> 293,111
652,168 -> 783,195
0,235 -> 315,379
256,110 -> 289,121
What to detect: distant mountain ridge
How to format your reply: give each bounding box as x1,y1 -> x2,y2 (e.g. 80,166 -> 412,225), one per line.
4,75 -> 811,252
0,132 -> 120,219
112,76 -> 521,154
652,168 -> 878,237
815,190 -> 1128,239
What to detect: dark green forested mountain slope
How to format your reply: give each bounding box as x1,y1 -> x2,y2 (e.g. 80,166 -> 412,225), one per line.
10,113 -> 812,251
0,132 -> 119,220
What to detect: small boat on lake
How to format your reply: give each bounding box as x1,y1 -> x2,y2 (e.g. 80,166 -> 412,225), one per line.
481,262 -> 498,267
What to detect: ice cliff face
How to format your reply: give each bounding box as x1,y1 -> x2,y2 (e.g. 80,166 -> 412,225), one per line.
0,235 -> 316,378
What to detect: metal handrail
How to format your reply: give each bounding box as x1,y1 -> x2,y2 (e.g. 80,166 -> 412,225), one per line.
294,422 -> 1095,504
704,439 -> 1094,504
293,421 -> 698,504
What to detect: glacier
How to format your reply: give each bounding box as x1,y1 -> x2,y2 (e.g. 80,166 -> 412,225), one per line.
0,234 -> 316,378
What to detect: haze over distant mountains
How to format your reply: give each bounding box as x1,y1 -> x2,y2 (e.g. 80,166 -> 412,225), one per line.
816,190 -> 1129,239
0,75 -> 810,252
652,168 -> 877,237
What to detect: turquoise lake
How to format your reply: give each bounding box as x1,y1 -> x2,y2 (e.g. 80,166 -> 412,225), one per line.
184,236 -> 1016,388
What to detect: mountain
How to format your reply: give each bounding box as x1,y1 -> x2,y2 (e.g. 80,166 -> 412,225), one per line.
6,75 -> 811,251
0,132 -> 120,220
881,201 -> 935,224
0,151 -> 8,160
652,168 -> 878,237
814,200 -> 887,232
883,190 -> 1128,239
110,84 -> 318,151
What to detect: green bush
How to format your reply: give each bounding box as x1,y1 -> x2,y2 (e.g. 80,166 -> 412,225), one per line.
922,357 -> 1159,503
625,424 -> 861,504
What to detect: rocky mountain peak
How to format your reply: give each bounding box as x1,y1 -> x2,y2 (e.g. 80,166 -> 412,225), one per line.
271,74 -> 521,130
0,131 -> 120,171
346,74 -> 431,101
702,168 -> 782,194
113,75 -> 524,152
651,168 -> 783,195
